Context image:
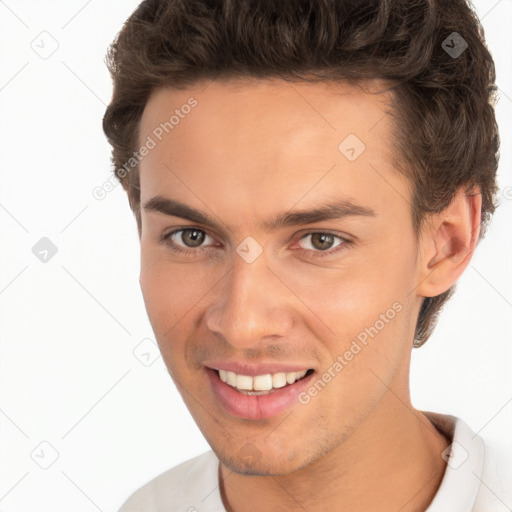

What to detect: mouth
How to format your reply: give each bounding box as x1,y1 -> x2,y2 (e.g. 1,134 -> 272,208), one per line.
215,368 -> 314,395
205,365 -> 316,420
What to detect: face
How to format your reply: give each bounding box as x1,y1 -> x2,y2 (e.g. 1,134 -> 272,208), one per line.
138,78 -> 424,475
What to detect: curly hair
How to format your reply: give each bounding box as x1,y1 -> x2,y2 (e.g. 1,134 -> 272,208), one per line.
102,0 -> 500,347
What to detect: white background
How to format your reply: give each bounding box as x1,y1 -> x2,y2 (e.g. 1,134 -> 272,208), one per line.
0,1 -> 510,511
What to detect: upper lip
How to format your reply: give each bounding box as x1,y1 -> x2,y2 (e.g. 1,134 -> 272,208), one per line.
204,361 -> 315,376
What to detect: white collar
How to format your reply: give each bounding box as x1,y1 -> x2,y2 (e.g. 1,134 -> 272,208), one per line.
423,411 -> 485,512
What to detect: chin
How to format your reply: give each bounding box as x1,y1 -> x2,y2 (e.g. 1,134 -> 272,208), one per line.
213,441 -> 317,476
219,455 -> 300,476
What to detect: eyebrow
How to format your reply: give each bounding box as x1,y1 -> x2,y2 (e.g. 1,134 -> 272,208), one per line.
143,195 -> 377,232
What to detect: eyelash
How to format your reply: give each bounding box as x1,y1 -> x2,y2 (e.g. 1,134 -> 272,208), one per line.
160,228 -> 352,258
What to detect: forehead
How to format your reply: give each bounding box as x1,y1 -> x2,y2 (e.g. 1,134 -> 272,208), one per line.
138,78 -> 409,229
140,78 -> 396,150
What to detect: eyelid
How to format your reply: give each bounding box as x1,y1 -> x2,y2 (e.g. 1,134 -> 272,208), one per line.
293,228 -> 352,243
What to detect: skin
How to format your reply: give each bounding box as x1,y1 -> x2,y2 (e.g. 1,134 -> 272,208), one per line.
137,78 -> 482,512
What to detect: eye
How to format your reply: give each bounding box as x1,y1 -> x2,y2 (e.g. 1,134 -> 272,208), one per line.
161,228 -> 217,255
294,232 -> 349,257
161,228 -> 351,258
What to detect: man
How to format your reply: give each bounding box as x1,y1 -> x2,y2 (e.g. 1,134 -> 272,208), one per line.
103,0 -> 507,510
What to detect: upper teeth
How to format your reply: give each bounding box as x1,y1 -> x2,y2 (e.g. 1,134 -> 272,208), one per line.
218,369 -> 308,391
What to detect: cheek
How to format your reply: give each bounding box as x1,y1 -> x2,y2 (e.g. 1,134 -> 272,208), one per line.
140,241 -> 212,307
272,239 -> 415,387
139,251 -> 204,355
275,247 -> 412,336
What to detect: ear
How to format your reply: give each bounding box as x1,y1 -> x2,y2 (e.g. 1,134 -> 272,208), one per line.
415,186 -> 482,298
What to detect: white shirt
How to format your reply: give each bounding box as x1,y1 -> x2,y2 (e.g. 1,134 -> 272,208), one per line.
117,411 -> 511,511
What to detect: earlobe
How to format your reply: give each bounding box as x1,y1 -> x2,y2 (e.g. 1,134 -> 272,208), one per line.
416,186 -> 482,298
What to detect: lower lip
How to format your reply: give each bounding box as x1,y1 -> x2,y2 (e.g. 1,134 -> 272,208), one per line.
206,368 -> 315,420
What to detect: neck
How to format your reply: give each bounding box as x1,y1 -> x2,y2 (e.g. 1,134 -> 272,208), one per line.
219,377 -> 450,512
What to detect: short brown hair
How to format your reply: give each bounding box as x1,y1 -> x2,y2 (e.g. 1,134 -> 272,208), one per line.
102,0 -> 500,347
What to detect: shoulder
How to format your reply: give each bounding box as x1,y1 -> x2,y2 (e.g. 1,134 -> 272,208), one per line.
474,434 -> 512,512
117,450 -> 225,512
423,411 -> 511,512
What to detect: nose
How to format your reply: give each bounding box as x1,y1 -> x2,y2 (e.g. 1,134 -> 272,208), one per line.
205,248 -> 294,350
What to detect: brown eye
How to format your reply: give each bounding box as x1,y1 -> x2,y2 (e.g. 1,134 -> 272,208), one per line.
178,228 -> 206,248
311,233 -> 335,250
298,232 -> 344,252
163,228 -> 215,253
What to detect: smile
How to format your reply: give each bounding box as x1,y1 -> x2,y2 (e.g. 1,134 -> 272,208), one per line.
206,365 -> 316,419
216,369 -> 310,394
